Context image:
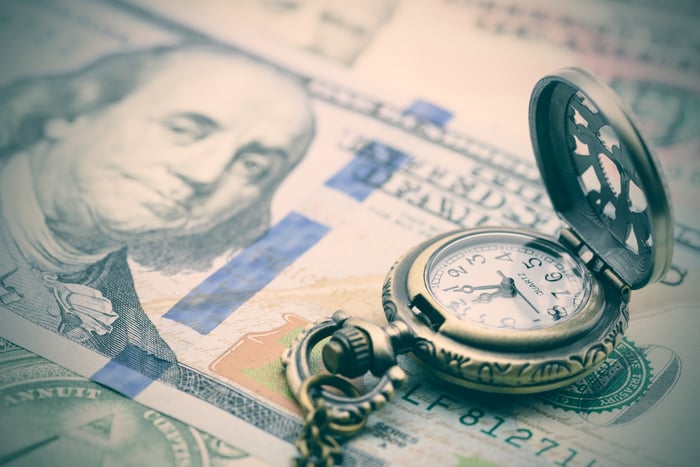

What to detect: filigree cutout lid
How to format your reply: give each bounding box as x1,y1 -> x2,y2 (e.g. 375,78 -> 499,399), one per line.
529,67 -> 673,289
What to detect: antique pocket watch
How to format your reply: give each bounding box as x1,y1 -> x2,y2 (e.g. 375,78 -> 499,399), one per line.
283,68 -> 673,447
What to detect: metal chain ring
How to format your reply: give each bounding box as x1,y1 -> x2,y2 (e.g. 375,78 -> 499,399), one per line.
281,311 -> 407,424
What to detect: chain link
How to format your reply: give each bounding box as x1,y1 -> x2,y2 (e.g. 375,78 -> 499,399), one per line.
294,401 -> 342,466
293,374 -> 368,466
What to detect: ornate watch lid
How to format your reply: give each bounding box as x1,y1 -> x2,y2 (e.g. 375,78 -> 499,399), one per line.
529,67 -> 673,290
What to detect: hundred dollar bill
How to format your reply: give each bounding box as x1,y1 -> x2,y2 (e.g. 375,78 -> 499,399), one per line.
98,3 -> 700,464
130,0 -> 700,269
0,1 -> 697,466
0,336 -> 264,467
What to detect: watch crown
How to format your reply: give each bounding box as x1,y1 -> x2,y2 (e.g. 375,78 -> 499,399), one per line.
323,326 -> 371,378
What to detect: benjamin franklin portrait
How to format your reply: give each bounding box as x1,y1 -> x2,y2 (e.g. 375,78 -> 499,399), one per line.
0,43 -> 315,378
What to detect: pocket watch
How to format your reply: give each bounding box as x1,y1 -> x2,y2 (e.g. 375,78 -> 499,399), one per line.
282,67 -> 673,441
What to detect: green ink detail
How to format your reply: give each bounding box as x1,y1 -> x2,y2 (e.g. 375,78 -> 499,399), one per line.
0,435 -> 60,464
238,324 -> 325,400
539,338 -> 652,413
241,360 -> 290,394
276,325 -> 306,348
0,342 -> 249,465
276,326 -> 324,372
0,337 -> 19,353
78,414 -> 114,440
454,453 -> 500,467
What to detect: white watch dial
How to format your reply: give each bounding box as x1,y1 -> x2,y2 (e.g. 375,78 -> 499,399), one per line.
425,231 -> 591,331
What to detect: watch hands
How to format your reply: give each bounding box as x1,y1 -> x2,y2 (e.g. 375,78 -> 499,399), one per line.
497,274 -> 517,298
470,290 -> 497,303
497,270 -> 540,314
451,275 -> 517,303
451,283 -> 512,294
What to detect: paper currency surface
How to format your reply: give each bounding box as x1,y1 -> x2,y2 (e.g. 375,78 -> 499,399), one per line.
0,0 -> 697,466
133,0 -> 700,269
0,336 -> 265,466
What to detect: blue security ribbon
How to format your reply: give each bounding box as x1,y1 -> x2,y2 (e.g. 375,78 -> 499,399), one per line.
404,99 -> 453,128
164,212 -> 329,334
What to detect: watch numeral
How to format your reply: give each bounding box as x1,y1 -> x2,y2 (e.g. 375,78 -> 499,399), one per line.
545,271 -> 563,282
547,305 -> 568,321
465,254 -> 486,266
449,299 -> 470,316
550,290 -> 571,299
523,257 -> 543,269
448,299 -> 463,308
499,317 -> 516,328
495,252 -> 513,262
448,266 -> 468,277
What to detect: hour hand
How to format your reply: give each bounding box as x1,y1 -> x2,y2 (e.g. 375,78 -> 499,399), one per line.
449,283 -> 508,295
448,277 -> 516,303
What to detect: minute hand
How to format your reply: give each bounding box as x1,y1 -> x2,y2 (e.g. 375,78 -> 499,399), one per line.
513,285 -> 541,314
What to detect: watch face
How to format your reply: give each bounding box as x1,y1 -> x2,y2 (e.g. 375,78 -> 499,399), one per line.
424,231 -> 592,331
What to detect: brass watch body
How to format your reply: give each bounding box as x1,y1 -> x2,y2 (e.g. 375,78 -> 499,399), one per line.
376,66 -> 672,394
382,226 -> 629,394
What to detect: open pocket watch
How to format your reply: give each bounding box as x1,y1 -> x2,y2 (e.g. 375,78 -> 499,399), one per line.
282,67 -> 673,463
